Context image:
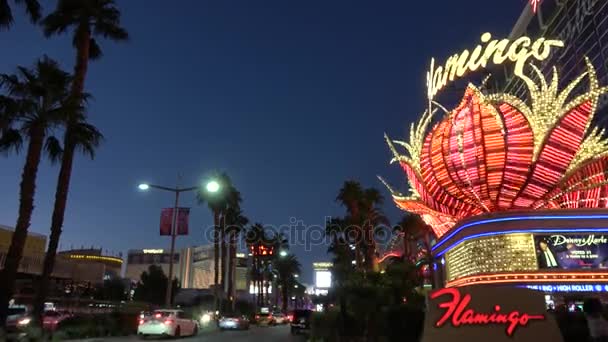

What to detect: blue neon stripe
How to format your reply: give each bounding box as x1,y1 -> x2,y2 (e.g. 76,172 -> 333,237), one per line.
435,227 -> 608,257
432,214 -> 608,252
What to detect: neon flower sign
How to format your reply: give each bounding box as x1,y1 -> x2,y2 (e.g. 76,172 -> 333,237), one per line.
431,288 -> 546,336
383,41 -> 608,238
530,0 -> 541,13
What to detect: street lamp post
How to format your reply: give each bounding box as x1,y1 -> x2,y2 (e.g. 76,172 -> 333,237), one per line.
138,180 -> 220,307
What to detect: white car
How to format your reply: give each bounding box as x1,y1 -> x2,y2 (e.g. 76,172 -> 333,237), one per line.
137,309 -> 198,339
273,313 -> 287,324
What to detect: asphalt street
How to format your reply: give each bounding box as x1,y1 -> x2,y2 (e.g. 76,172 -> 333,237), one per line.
70,324 -> 307,342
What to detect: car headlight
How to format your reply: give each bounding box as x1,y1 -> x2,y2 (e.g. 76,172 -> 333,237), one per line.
18,317 -> 31,326
200,313 -> 211,324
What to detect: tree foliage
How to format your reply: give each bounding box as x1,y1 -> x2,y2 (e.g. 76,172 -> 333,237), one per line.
133,265 -> 178,306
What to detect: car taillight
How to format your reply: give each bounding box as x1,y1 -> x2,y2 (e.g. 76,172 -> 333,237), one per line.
255,315 -> 260,319
164,319 -> 174,325
155,313 -> 162,319
139,319 -> 144,325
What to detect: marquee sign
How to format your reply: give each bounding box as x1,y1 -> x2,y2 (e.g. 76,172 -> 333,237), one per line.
426,32 -> 563,101
422,286 -> 562,342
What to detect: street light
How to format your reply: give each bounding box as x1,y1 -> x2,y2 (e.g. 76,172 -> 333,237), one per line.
294,274 -> 299,278
137,179 -> 221,307
279,250 -> 288,257
206,180 -> 220,193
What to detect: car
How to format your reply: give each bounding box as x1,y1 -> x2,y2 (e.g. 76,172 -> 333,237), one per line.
273,312 -> 287,324
42,310 -> 71,331
219,315 -> 250,330
255,312 -> 276,326
290,309 -> 312,335
6,306 -> 32,335
137,309 -> 198,339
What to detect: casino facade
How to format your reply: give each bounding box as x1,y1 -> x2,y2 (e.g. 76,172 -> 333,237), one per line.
380,19 -> 608,299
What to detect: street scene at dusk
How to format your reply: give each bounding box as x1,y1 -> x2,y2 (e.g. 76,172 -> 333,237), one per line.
2,0 -> 608,341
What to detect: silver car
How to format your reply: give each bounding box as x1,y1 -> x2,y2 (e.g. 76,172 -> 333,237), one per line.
219,315 -> 250,330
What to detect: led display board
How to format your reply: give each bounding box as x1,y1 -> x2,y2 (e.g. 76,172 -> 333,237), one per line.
533,233 -> 608,270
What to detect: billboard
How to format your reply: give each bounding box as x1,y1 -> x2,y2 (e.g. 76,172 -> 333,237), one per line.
315,270 -> 332,289
533,234 -> 608,270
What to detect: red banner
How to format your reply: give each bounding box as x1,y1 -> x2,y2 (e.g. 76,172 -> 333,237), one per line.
160,208 -> 190,236
177,208 -> 190,235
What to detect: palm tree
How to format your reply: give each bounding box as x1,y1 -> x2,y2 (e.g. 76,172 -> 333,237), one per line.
42,0 -> 128,99
0,0 -> 41,29
223,205 -> 248,311
273,254 -> 301,312
245,223 -> 267,307
220,186 -> 241,300
32,0 -> 127,321
336,181 -> 364,267
359,188 -> 388,272
394,215 -> 420,261
0,57 -> 71,329
198,172 -> 234,311
33,117 -> 102,322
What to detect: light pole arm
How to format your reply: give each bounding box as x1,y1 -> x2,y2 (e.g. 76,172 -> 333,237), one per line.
147,184 -> 199,193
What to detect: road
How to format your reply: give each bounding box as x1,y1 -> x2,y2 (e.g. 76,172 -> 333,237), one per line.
71,325 -> 307,342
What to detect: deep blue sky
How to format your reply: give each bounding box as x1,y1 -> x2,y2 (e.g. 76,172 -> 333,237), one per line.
0,0 -> 525,283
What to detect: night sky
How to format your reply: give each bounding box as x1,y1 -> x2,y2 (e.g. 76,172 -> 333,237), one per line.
0,0 -> 525,283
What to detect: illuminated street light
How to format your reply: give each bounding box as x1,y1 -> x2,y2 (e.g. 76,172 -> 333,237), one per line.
294,274 -> 299,278
279,250 -> 288,257
294,285 -> 299,288
206,180 -> 220,193
136,177 -> 221,307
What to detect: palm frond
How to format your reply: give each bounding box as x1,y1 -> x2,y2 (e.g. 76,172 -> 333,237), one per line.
69,121 -> 103,159
0,128 -> 23,154
14,0 -> 41,22
44,135 -> 63,163
0,0 -> 14,29
88,38 -> 103,60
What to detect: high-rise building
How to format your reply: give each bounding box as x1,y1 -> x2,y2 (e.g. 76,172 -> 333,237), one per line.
500,0 -> 608,121
179,245 -> 249,291
125,249 -> 180,283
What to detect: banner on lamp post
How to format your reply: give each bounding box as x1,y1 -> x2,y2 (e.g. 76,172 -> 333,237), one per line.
160,208 -> 172,236
160,207 -> 190,236
176,207 -> 190,235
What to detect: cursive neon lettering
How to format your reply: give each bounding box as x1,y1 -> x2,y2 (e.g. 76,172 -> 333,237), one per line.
426,33 -> 564,101
431,288 -> 545,336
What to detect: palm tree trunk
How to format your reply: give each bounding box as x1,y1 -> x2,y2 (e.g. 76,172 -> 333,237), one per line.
71,25 -> 90,97
33,140 -> 76,324
0,128 -> 45,330
220,216 -> 227,301
403,232 -> 410,261
227,230 -> 235,310
213,210 -> 220,312
282,284 -> 288,312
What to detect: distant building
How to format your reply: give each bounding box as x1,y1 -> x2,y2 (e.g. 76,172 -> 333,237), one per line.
178,245 -> 249,291
58,248 -> 123,282
179,245 -> 213,289
0,225 -> 46,275
312,262 -> 333,295
124,249 -> 180,283
0,225 -> 124,301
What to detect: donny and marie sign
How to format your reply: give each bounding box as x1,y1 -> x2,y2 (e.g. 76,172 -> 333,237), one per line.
422,287 -> 562,342
534,234 -> 608,270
